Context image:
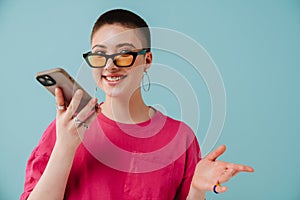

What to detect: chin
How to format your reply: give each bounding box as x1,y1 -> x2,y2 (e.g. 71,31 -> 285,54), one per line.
103,87 -> 126,98
102,82 -> 140,99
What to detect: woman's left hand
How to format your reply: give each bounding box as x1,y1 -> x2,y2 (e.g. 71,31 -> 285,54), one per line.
191,145 -> 254,194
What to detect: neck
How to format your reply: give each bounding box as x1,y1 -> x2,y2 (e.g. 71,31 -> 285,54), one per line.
101,89 -> 154,124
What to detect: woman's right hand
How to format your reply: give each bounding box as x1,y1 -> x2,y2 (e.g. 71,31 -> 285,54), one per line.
54,87 -> 99,153
27,88 -> 100,200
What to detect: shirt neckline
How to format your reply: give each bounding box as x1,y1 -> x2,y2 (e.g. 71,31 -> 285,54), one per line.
97,106 -> 163,128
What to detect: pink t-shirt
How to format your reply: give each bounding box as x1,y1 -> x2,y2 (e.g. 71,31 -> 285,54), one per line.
21,110 -> 201,200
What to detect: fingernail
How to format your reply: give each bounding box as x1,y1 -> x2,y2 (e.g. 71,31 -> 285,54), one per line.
74,90 -> 83,97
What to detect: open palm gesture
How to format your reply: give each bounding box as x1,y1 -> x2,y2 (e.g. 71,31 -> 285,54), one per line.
191,145 -> 254,194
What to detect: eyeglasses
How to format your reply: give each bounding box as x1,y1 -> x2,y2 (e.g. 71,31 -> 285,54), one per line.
83,49 -> 149,68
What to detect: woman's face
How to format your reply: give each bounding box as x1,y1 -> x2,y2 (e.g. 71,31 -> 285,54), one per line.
91,24 -> 151,98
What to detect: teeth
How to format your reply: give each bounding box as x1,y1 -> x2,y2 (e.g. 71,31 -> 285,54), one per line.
106,76 -> 122,81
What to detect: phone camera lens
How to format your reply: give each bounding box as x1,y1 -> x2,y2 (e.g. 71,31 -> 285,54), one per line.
46,80 -> 54,84
38,77 -> 46,83
37,75 -> 56,86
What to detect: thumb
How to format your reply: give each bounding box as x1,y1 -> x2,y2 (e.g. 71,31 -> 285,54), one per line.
205,144 -> 226,161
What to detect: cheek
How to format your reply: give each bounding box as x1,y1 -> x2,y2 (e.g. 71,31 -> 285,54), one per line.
127,66 -> 144,83
128,57 -> 146,81
92,69 -> 103,85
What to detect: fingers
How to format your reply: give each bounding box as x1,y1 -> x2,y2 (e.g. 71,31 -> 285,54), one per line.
73,96 -> 99,129
195,145 -> 254,195
215,161 -> 254,180
214,184 -> 228,194
55,87 -> 99,129
75,97 -> 98,123
72,99 -> 99,139
55,88 -> 65,113
214,162 -> 254,192
218,168 -> 235,183
213,165 -> 252,194
226,162 -> 254,173
213,164 -> 254,194
84,107 -> 99,125
77,106 -> 98,132
64,89 -> 84,119
205,144 -> 226,161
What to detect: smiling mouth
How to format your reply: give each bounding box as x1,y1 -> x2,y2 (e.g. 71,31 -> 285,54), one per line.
102,75 -> 127,82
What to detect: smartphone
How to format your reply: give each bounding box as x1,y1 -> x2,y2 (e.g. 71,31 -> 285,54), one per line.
36,67 -> 93,112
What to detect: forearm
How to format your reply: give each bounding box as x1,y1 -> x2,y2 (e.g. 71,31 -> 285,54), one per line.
27,142 -> 76,200
186,187 -> 206,200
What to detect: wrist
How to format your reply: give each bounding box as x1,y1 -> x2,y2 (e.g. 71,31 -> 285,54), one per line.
53,141 -> 78,157
187,187 -> 206,200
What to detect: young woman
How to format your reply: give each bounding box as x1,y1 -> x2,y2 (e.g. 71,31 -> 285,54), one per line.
21,9 -> 254,200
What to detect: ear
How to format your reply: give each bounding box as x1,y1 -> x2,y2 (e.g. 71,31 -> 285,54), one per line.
144,51 -> 153,70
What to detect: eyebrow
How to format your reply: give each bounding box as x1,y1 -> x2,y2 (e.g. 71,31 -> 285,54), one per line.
116,43 -> 136,49
92,43 -> 136,50
92,44 -> 106,50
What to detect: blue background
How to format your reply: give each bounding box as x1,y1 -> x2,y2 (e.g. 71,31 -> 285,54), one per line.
1,0 -> 299,199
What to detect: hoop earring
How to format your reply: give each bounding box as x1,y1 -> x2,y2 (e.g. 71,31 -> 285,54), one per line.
142,71 -> 151,92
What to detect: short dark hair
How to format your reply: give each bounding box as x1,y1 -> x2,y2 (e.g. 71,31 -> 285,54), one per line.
91,9 -> 151,51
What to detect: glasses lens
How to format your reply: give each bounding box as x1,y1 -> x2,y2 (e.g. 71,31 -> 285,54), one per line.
88,55 -> 106,67
115,54 -> 134,67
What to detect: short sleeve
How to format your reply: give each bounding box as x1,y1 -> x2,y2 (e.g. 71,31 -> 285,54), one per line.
174,138 -> 201,200
20,120 -> 56,200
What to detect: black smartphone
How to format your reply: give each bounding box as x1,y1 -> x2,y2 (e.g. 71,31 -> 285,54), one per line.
36,67 -> 93,112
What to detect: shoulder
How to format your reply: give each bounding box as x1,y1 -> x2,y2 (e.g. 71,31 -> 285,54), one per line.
158,112 -> 201,174
156,110 -> 200,153
158,111 -> 196,139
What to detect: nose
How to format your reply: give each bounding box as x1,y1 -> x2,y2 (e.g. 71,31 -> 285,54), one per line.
104,58 -> 118,71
